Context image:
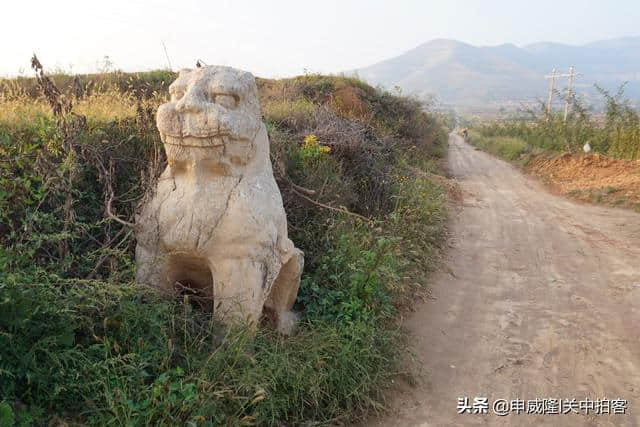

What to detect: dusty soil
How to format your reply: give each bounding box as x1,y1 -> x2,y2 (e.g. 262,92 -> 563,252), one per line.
367,134 -> 640,426
527,152 -> 640,212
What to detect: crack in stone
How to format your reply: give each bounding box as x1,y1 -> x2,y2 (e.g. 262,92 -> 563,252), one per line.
197,176 -> 242,251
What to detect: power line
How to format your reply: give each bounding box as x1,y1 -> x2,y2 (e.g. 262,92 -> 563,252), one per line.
161,41 -> 172,71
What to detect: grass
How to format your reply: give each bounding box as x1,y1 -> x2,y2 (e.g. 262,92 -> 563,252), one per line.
0,279 -> 399,425
467,132 -> 531,162
0,67 -> 449,425
261,98 -> 317,129
567,187 -> 632,208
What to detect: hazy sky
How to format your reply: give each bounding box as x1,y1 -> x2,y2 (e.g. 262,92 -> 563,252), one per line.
2,0 -> 639,77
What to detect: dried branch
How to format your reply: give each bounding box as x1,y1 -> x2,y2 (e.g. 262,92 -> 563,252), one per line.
86,227 -> 133,279
31,54 -> 71,117
106,189 -> 135,228
291,188 -> 370,222
290,182 -> 316,195
96,157 -> 136,228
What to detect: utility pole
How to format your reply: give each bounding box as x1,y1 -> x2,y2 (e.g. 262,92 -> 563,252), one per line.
563,66 -> 577,122
545,68 -> 558,116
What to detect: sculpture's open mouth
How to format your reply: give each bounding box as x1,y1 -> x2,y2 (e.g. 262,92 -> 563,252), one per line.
161,133 -> 248,148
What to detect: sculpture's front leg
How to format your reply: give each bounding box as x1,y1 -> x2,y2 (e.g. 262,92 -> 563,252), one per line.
209,257 -> 270,328
264,248 -> 304,335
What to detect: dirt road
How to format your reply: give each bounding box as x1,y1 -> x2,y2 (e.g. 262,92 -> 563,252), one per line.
372,134 -> 640,426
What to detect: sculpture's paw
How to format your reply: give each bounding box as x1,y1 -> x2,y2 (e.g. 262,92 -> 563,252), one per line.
276,311 -> 301,336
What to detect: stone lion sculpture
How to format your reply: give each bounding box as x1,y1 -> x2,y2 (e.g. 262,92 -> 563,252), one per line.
135,65 -> 303,335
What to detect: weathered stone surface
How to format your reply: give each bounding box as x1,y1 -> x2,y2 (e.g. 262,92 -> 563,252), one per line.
135,66 -> 303,334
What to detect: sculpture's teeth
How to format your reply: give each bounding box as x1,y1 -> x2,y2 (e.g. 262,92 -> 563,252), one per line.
163,134 -> 228,146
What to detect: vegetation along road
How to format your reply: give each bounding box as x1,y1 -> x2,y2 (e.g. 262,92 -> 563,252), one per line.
374,133 -> 640,426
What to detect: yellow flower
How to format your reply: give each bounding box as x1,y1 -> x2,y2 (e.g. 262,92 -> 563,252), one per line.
304,134 -> 318,145
300,133 -> 330,160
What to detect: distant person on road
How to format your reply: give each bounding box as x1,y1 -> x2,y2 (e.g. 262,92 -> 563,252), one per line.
462,129 -> 468,140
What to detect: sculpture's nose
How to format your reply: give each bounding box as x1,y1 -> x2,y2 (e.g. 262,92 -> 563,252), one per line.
175,87 -> 203,114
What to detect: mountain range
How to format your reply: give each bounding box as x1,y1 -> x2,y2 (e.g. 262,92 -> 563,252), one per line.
353,37 -> 640,108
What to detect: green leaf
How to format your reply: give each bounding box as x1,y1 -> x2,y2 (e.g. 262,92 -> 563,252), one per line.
59,328 -> 75,348
0,402 -> 15,427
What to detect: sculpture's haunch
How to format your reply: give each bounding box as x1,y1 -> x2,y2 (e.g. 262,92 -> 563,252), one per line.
135,65 -> 303,335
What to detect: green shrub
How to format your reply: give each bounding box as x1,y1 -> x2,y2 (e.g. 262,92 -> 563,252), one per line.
470,133 -> 530,160
0,69 -> 447,425
472,85 -> 640,160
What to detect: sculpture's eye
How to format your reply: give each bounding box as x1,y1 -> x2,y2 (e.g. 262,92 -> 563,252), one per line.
170,88 -> 185,102
215,94 -> 238,109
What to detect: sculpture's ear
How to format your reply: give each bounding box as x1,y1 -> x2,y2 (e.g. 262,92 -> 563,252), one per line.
179,68 -> 193,77
239,72 -> 261,118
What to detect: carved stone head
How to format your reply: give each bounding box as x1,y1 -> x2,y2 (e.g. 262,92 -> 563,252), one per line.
156,66 -> 264,176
